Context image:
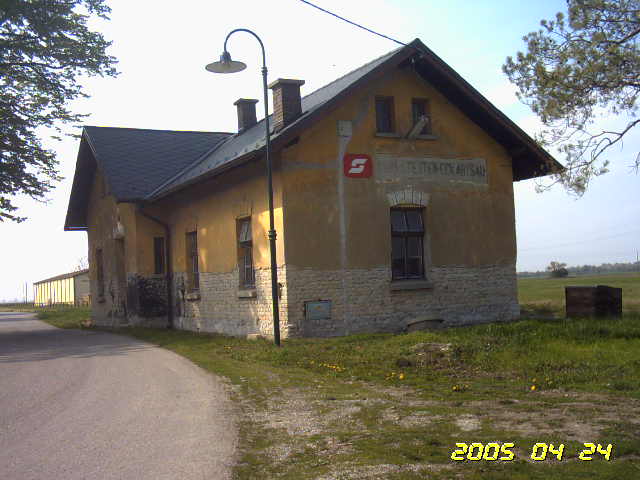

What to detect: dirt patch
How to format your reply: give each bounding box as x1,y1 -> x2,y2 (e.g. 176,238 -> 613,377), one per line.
455,414 -> 481,431
467,392 -> 640,440
316,462 -> 452,480
238,379 -> 638,478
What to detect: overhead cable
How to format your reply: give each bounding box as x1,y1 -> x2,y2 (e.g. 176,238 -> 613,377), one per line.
298,0 -> 407,47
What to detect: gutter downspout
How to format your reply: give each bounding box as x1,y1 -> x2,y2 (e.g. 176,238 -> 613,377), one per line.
137,204 -> 174,329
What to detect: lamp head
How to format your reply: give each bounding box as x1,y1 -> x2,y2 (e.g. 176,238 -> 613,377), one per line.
205,51 -> 247,74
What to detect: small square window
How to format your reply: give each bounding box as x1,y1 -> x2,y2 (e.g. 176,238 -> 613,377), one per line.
239,220 -> 251,243
375,96 -> 395,133
411,98 -> 431,135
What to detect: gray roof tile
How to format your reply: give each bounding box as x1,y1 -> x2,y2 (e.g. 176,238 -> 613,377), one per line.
83,126 -> 231,200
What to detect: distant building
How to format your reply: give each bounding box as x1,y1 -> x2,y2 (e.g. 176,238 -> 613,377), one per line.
33,270 -> 90,307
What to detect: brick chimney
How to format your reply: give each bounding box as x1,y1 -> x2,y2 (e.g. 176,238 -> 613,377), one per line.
233,98 -> 259,132
268,78 -> 305,131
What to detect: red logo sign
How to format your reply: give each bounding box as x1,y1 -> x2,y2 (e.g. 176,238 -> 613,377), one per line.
343,154 -> 373,178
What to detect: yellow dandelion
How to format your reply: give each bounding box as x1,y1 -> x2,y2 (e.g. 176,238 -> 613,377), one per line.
530,385 -> 536,391
399,373 -> 405,380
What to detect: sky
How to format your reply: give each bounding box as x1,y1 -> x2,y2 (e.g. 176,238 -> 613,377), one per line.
1,0 -> 638,301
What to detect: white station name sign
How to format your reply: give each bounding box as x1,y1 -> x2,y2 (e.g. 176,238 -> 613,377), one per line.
376,154 -> 488,185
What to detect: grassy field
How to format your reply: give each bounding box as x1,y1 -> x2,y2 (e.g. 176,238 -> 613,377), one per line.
34,273 -> 640,479
0,302 -> 35,313
519,272 -> 640,316
36,307 -> 91,328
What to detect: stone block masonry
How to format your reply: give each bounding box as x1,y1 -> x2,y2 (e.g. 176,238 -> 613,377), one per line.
168,263 -> 518,338
174,267 -> 290,338
286,263 -> 519,337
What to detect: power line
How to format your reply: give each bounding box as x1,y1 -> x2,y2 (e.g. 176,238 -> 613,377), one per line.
298,0 -> 407,47
520,228 -> 640,252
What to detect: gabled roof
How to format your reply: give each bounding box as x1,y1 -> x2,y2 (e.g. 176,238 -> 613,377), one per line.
66,38 -> 563,229
149,38 -> 562,200
34,269 -> 89,285
64,127 -> 231,229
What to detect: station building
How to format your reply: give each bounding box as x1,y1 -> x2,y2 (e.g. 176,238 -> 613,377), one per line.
65,39 -> 561,337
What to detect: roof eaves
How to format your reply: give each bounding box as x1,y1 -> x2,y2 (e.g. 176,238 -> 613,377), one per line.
34,269 -> 89,285
150,146 -> 262,201
408,39 -> 563,178
64,132 -> 98,230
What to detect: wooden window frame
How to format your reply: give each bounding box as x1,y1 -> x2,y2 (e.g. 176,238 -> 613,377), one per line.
153,236 -> 165,275
237,217 -> 255,289
186,231 -> 199,291
411,98 -> 431,135
390,207 -> 425,280
375,96 -> 395,134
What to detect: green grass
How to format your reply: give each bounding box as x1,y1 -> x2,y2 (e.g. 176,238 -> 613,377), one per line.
519,272 -> 640,316
36,307 -> 91,328
36,272 -> 640,479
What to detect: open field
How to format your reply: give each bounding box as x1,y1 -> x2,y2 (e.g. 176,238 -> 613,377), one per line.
519,272 -> 640,317
0,302 -> 34,312
35,274 -> 640,480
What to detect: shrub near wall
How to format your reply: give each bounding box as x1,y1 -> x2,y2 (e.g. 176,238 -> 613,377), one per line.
126,275 -> 167,318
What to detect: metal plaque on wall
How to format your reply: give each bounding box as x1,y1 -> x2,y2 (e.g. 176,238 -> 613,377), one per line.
305,300 -> 332,321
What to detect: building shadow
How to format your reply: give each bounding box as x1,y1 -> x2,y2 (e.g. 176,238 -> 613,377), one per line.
0,315 -> 153,363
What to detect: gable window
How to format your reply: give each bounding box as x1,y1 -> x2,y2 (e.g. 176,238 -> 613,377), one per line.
391,208 -> 425,280
96,248 -> 105,297
153,237 -> 165,275
375,96 -> 395,133
237,218 -> 255,288
186,231 -> 199,291
411,98 -> 431,135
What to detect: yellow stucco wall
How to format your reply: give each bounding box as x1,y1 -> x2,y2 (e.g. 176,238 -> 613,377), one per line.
281,66 -> 516,270
86,168 -> 138,318
146,158 -> 285,276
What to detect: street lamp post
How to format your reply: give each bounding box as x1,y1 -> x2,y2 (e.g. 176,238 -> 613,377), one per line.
205,29 -> 281,346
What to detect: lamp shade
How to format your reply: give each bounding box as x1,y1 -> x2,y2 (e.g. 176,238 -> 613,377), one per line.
205,51 -> 247,74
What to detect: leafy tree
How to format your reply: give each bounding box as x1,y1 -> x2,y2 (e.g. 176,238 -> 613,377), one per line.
503,0 -> 640,194
547,261 -> 569,277
1,0 -> 117,222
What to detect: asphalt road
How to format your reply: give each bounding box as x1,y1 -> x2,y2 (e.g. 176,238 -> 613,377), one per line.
0,312 -> 237,480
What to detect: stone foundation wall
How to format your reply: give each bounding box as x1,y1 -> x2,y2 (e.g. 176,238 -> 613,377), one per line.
90,276 -> 128,328
90,263 -> 517,338
286,264 -> 519,337
173,266 -> 290,338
